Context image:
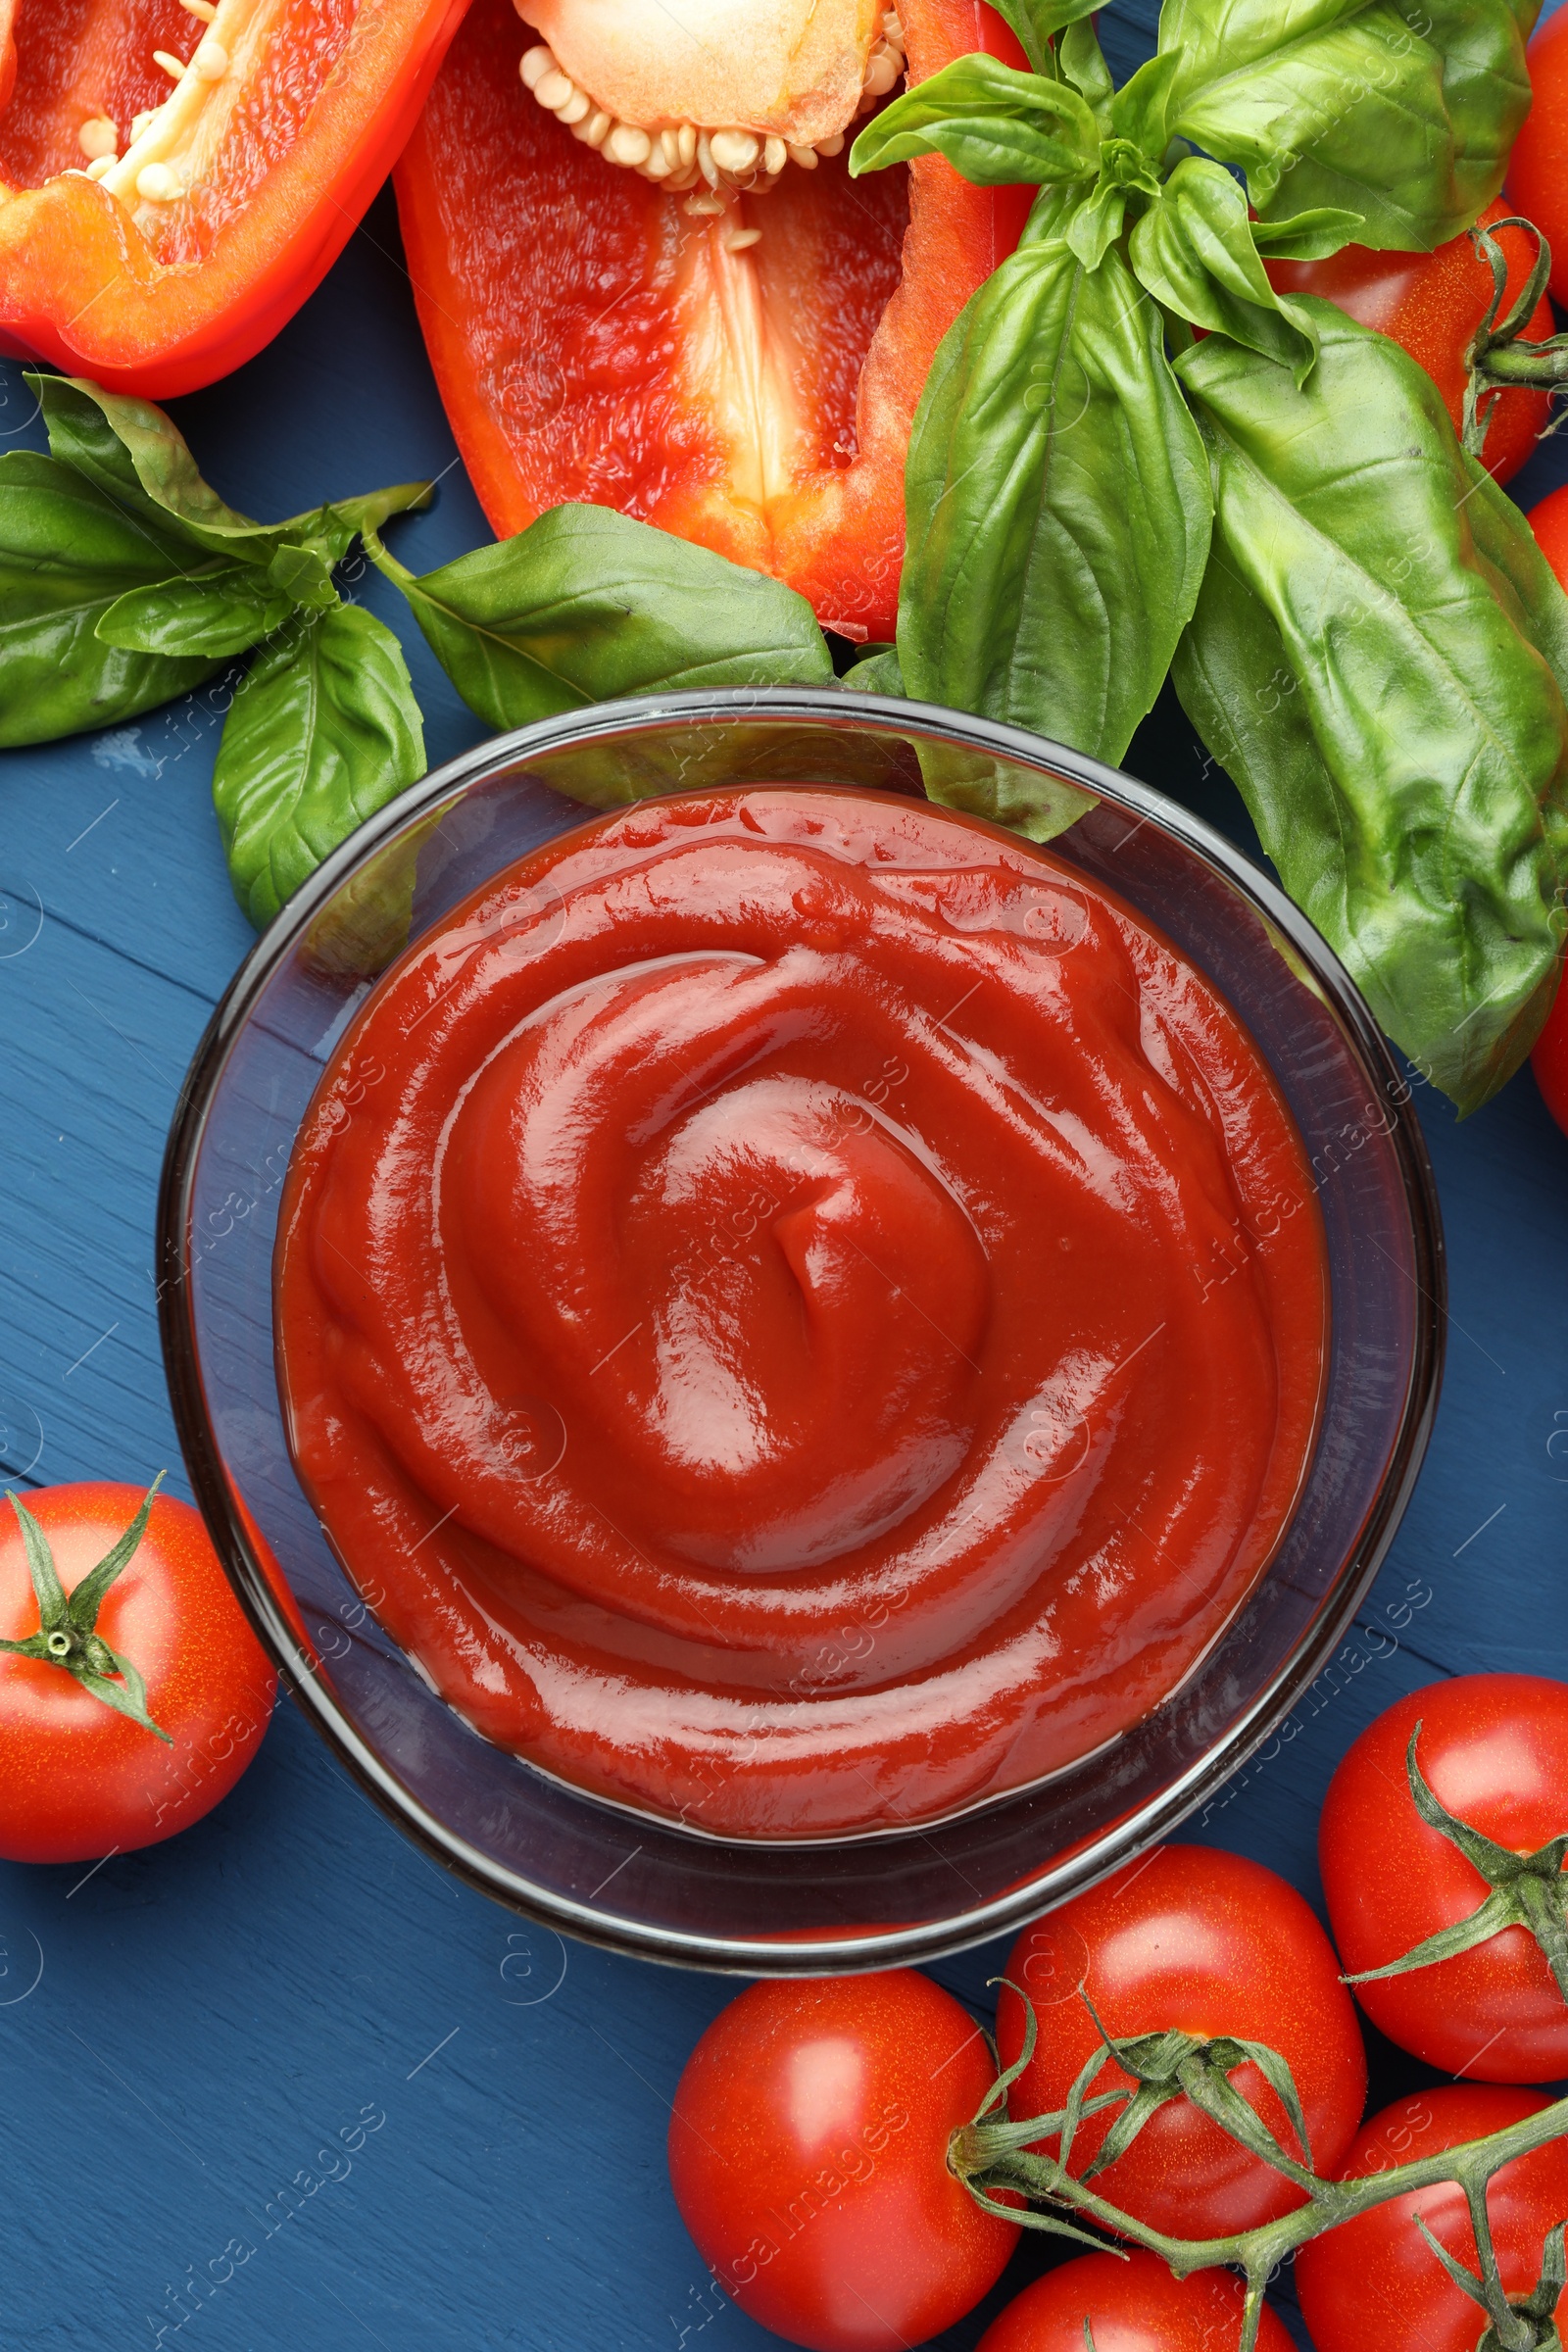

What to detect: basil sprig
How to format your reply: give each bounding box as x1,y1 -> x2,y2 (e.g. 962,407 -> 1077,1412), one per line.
852,4 -> 1568,1108
2,376 -> 847,935
0,371 -> 437,928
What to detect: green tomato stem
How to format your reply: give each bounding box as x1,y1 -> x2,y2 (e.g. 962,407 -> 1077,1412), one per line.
0,1478 -> 172,1741
956,1984 -> 1568,2341
961,2094 -> 1568,2260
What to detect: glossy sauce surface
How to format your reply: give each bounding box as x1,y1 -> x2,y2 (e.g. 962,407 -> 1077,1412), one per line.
274,789 -> 1328,1838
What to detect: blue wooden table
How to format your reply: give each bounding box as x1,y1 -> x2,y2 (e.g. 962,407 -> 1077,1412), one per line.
2,7 -> 1566,2345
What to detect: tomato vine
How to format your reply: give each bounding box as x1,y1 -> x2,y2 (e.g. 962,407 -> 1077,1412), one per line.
955,1984 -> 1568,2352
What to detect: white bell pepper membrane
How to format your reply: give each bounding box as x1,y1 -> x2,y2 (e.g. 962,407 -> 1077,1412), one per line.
513,0 -> 905,210
61,0 -> 276,239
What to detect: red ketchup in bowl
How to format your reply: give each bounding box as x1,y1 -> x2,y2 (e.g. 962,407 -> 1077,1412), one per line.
274,788 -> 1327,1838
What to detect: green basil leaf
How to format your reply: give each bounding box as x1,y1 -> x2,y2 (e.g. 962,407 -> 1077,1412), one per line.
33,372 -> 257,545
917,737 -> 1097,843
1058,17 -> 1113,122
97,565 -> 295,659
985,0 -> 1099,75
1412,0 -> 1539,233
1172,303 -> 1568,1113
372,503 -> 833,731
1108,47 -> 1188,158
213,604 -> 425,929
898,233 -> 1212,773
1129,158 -> 1320,382
1064,181 -> 1128,270
31,372 -> 431,568
266,542 -> 339,611
1161,0 -> 1536,252
0,450 -> 220,744
850,56 -> 1100,185
1017,180 -> 1087,248
849,646 -> 906,696
1248,205 -> 1369,260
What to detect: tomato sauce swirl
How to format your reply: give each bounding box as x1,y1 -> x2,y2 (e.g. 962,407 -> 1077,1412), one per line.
274,788 -> 1327,1838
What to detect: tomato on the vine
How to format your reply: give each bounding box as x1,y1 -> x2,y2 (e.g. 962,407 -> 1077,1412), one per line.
0,1481 -> 275,1865
1296,2086 -> 1568,2352
976,2250 -> 1295,2352
1269,200 -> 1556,482
668,1971 -> 1018,2352
995,1846 -> 1366,2237
1508,5 -> 1568,308
1319,1674 -> 1568,2082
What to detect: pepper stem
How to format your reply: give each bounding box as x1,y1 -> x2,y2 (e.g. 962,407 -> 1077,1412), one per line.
0,1477 -> 173,1742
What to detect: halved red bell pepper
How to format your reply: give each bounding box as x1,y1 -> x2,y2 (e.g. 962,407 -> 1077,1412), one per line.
0,0 -> 471,398
394,0 -> 1030,640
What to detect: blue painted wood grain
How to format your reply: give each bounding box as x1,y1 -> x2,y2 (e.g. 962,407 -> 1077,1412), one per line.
1,5 -> 1566,2343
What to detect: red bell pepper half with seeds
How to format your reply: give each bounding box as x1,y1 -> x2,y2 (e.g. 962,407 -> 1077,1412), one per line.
394,0 -> 1032,640
0,0 -> 471,398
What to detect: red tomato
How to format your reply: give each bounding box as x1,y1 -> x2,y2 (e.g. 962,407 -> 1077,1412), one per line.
668,1972 -> 1018,2351
1269,200 -> 1556,482
1532,483 -> 1568,592
977,2251 -> 1296,2352
1531,958 -> 1568,1140
1296,2086 -> 1568,2352
0,1483 -> 275,1864
1319,1674 -> 1568,2082
1508,6 -> 1568,309
996,1846 -> 1367,2237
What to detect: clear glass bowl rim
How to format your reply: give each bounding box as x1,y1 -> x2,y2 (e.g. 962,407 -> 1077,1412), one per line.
157,686 -> 1446,1971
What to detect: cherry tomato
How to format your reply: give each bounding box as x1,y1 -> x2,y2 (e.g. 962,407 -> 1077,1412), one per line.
1508,6 -> 1568,309
1296,2085 -> 1568,2352
1319,1674 -> 1568,2082
1531,964 -> 1568,1140
1531,483 -> 1568,596
0,1483 -> 275,1865
977,2250 -> 1296,2352
996,1846 -> 1366,2238
1269,200 -> 1556,481
668,1971 -> 1019,2351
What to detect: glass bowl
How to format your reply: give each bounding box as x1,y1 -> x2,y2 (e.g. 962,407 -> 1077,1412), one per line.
158,688 -> 1444,1972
